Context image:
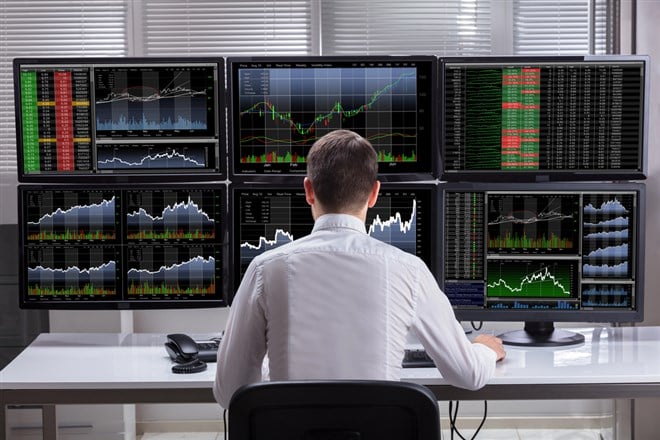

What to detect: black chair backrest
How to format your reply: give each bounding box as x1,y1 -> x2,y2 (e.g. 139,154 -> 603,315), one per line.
227,380 -> 440,440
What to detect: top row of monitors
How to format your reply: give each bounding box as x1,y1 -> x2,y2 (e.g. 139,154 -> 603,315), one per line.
13,55 -> 649,183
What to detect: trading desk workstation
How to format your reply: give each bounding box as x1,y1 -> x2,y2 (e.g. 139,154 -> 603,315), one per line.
5,55 -> 653,438
3,326 -> 660,439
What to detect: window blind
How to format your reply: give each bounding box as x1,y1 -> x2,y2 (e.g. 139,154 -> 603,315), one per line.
320,0 -> 492,55
0,1 -> 128,175
513,0 -> 609,55
141,0 -> 312,56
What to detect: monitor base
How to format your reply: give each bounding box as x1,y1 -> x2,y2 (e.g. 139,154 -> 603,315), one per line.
498,322 -> 585,347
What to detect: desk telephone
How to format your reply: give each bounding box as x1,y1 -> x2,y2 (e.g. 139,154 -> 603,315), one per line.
164,333 -> 221,374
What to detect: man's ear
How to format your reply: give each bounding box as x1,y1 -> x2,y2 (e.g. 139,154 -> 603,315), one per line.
367,180 -> 381,208
303,177 -> 315,206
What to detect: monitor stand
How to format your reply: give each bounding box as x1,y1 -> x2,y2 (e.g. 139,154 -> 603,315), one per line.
498,321 -> 585,347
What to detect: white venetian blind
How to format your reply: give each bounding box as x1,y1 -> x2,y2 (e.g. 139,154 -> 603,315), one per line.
0,1 -> 128,175
513,0 -> 596,55
141,0 -> 312,56
320,0 -> 492,55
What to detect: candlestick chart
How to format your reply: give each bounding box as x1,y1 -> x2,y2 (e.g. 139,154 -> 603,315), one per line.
235,64 -> 426,174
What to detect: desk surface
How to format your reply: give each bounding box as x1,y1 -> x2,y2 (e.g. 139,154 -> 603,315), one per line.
3,326 -> 660,402
0,332 -> 217,390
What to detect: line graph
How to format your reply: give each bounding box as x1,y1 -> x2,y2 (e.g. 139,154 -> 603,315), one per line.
583,262 -> 629,277
240,70 -> 414,136
97,145 -> 208,169
366,189 -> 431,262
583,197 -> 630,215
237,65 -> 419,167
25,245 -> 119,297
235,188 -> 433,286
94,65 -> 216,137
582,193 -> 634,279
487,259 -> 577,298
125,189 -> 219,240
24,189 -> 118,241
126,245 -> 219,296
237,190 -> 314,281
367,199 -> 416,253
487,193 -> 579,254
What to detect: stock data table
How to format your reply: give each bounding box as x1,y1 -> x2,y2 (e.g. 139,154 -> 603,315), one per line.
3,327 -> 660,439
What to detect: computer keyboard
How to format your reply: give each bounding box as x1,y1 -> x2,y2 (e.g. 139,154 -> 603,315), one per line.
402,349 -> 436,368
195,339 -> 220,362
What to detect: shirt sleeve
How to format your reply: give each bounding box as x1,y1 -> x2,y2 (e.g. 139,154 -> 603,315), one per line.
213,260 -> 267,408
410,266 -> 497,390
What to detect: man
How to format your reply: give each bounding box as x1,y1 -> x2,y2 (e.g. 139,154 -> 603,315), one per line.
213,129 -> 505,408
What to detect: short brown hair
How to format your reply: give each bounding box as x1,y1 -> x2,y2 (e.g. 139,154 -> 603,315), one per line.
307,130 -> 378,213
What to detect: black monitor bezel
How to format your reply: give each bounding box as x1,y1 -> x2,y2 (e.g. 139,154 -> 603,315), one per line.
13,57 -> 227,183
229,181 -> 439,304
439,181 -> 645,323
18,183 -> 229,310
227,55 -> 439,183
438,55 -> 649,182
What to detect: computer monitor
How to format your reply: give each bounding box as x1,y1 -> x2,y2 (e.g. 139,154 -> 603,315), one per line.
227,56 -> 437,180
13,57 -> 225,182
440,182 -> 645,346
18,184 -> 227,309
230,182 -> 437,302
440,55 -> 649,181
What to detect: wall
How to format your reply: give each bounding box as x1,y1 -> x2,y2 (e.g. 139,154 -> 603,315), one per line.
632,1 -> 660,437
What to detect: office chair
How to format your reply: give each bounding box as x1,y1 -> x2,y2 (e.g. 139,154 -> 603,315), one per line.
227,380 -> 441,440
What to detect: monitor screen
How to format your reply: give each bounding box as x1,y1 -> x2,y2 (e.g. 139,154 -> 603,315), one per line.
231,182 -> 436,302
440,56 -> 648,181
18,184 -> 227,309
228,56 -> 437,180
440,182 -> 645,345
13,57 -> 225,182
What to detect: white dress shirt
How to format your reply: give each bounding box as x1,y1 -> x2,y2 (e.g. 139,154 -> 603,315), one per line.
214,213 -> 497,408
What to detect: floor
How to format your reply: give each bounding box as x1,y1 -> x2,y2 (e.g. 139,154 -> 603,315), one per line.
138,429 -> 606,439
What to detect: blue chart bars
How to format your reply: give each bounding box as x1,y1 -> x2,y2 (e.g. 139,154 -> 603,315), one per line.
124,188 -> 222,300
582,194 -> 634,280
22,189 -> 120,297
94,65 -> 214,136
19,185 -> 226,309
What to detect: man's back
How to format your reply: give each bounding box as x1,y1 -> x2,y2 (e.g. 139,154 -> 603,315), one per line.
260,214 -> 421,381
213,129 -> 502,409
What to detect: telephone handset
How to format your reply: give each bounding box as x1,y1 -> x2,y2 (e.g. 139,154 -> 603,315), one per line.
165,333 -> 207,374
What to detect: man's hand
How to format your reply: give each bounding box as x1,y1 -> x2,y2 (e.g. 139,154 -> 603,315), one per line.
473,334 -> 506,361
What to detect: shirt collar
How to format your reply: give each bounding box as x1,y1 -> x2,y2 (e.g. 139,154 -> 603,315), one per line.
312,213 -> 367,234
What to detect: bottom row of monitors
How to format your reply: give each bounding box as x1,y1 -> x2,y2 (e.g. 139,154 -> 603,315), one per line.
19,183 -> 644,321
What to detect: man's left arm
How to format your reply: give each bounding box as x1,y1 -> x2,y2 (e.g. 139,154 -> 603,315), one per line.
213,262 -> 267,408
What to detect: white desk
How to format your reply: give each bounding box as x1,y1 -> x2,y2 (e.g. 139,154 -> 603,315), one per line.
3,327 -> 660,439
